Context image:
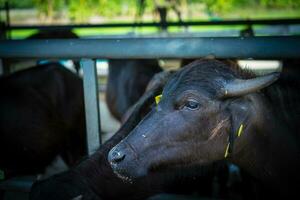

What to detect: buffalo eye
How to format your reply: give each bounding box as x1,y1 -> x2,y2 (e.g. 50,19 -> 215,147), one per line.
183,99 -> 200,110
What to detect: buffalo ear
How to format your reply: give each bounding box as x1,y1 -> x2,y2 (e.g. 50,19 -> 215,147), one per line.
145,71 -> 173,92
228,99 -> 251,133
121,71 -> 172,123
225,98 -> 252,154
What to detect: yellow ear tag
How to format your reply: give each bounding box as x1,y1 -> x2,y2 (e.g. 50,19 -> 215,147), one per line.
155,94 -> 162,105
237,124 -> 244,137
224,143 -> 230,158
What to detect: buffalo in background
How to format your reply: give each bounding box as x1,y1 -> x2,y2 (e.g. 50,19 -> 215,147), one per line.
0,63 -> 87,179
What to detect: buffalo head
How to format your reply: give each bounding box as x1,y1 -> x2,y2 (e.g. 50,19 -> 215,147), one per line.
108,59 -> 280,180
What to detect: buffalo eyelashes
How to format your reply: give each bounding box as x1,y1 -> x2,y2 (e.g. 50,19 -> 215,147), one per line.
183,99 -> 200,110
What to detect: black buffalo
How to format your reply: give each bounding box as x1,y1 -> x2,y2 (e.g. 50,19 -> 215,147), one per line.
0,63 -> 87,178
30,70 -> 255,200
108,59 -> 300,198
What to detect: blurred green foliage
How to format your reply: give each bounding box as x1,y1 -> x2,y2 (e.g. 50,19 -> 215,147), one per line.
34,0 -> 64,20
260,0 -> 300,8
1,0 -> 300,22
68,0 -> 137,22
190,0 -> 300,15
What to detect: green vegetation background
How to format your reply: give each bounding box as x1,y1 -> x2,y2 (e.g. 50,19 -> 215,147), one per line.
2,0 -> 300,22
1,0 -> 300,38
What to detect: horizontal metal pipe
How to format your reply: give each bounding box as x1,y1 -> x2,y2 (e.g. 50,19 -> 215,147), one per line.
6,18 -> 300,30
0,36 -> 300,59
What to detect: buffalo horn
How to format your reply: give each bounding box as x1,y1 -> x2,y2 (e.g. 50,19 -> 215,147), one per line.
221,72 -> 280,98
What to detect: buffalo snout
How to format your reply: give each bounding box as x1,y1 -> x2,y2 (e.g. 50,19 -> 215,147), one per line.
108,142 -> 149,180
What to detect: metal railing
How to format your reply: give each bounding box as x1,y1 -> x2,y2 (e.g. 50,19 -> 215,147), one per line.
1,36 -> 300,59
0,35 -> 300,192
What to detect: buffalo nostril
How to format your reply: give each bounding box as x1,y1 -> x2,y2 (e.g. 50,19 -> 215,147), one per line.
109,148 -> 126,164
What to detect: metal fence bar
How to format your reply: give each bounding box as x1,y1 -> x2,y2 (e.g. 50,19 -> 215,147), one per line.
6,18 -> 300,31
81,59 -> 101,155
0,37 -> 300,59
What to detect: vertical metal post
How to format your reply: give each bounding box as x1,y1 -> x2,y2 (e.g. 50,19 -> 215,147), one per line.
81,59 -> 101,155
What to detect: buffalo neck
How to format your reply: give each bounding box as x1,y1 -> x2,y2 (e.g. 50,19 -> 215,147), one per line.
230,93 -> 300,197
73,87 -> 166,199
